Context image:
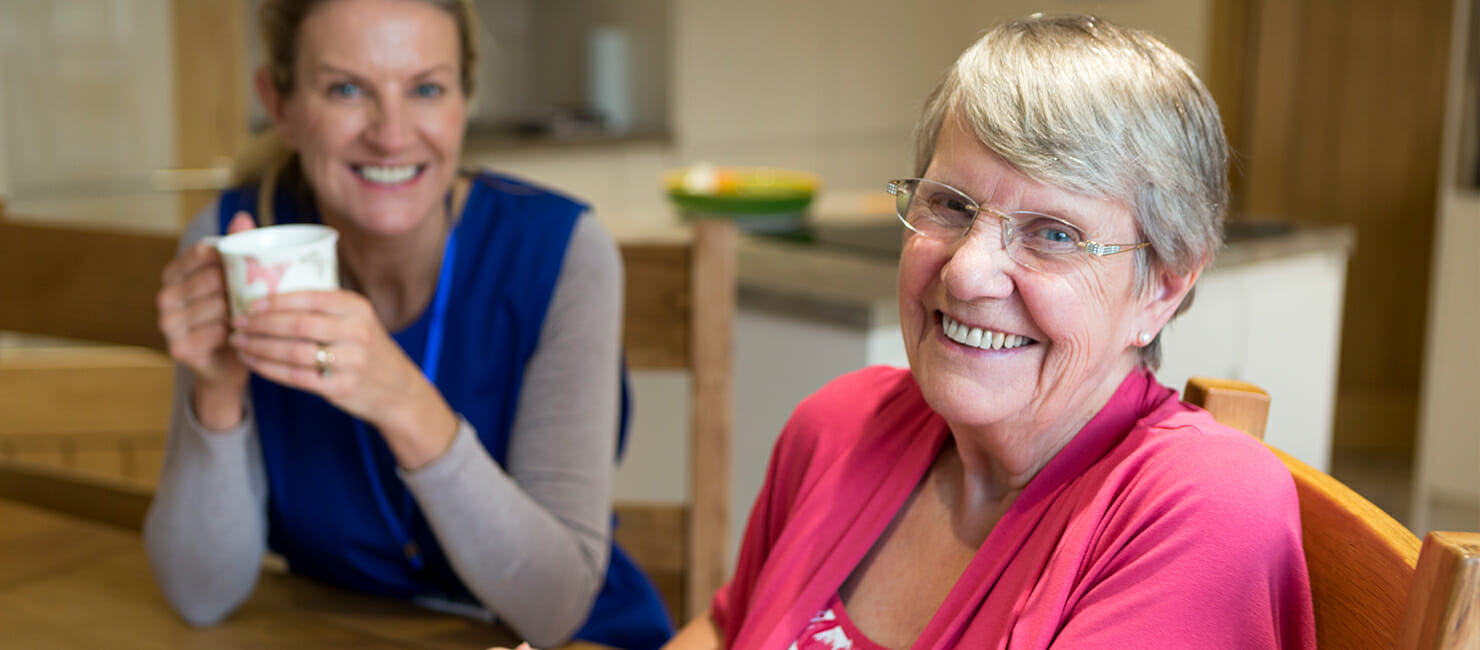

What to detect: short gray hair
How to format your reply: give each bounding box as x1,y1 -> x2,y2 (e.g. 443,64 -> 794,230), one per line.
914,13 -> 1228,369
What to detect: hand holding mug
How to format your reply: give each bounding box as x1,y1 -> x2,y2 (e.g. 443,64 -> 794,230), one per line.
229,287 -> 457,468
157,211 -> 258,429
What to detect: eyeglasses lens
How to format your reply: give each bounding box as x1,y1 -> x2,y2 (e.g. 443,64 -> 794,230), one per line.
895,178 -> 1096,274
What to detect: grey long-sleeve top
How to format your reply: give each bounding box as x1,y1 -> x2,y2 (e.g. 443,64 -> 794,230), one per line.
143,203 -> 623,647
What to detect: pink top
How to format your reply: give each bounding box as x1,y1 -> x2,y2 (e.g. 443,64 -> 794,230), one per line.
791,594 -> 890,650
714,366 -> 1314,649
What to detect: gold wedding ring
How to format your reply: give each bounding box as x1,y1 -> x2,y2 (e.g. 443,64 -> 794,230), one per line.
315,343 -> 334,378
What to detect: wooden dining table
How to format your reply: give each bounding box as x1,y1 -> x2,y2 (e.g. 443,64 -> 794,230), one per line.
0,497 -> 614,649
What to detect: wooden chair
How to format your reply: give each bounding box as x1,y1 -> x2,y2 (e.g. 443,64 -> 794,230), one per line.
0,216 -> 178,349
0,214 -> 177,479
1184,376 -> 1480,649
613,219 -> 736,625
0,215 -> 177,518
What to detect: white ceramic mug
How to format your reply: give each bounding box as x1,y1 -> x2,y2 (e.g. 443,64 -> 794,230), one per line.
207,224 -> 339,316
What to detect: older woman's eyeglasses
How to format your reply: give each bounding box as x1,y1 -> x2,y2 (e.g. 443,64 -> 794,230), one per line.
888,178 -> 1149,274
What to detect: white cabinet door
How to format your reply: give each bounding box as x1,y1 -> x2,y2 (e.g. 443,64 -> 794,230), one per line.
1158,250 -> 1350,472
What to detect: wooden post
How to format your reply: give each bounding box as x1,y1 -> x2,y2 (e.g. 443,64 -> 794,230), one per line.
172,0 -> 247,223
686,219 -> 735,619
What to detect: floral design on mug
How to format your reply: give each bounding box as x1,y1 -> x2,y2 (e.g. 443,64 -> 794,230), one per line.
245,257 -> 293,296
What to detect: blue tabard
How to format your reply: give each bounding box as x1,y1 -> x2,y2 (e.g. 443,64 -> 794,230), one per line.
216,171 -> 672,649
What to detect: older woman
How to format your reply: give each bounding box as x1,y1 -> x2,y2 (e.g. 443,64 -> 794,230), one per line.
146,1 -> 670,647
668,14 -> 1314,649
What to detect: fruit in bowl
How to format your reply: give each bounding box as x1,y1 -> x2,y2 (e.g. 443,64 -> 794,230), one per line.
663,164 -> 820,232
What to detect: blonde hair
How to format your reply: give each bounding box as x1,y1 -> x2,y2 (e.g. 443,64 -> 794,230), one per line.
231,0 -> 479,220
914,13 -> 1229,369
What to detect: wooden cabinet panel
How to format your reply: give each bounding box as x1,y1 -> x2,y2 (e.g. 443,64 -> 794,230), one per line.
1237,0 -> 1455,452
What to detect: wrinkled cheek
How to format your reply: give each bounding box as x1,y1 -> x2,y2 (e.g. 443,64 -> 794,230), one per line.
1039,336 -> 1094,388
1019,285 -> 1098,384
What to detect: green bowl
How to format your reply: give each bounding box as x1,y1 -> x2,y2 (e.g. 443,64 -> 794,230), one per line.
664,167 -> 819,231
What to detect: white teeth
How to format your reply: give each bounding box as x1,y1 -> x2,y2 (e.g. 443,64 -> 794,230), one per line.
357,164 -> 419,184
941,314 -> 1032,351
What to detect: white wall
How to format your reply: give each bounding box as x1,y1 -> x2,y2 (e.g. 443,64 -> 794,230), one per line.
1411,0 -> 1480,534
671,0 -> 980,194
0,31 -> 9,201
1412,190 -> 1480,532
0,0 -> 179,231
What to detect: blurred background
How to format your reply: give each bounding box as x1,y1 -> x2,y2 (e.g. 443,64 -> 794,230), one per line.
0,0 -> 1475,545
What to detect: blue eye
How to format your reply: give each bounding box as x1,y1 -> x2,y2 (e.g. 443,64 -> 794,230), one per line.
328,82 -> 361,98
1036,227 -> 1075,243
413,83 -> 444,99
1015,215 -> 1084,252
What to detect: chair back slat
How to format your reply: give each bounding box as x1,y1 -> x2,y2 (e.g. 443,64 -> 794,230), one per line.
621,243 -> 692,369
0,217 -> 176,349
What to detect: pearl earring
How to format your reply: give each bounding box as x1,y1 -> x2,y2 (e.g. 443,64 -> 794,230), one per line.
1138,331 -> 1153,345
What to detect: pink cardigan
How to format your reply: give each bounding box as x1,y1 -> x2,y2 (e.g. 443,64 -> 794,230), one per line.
713,367 -> 1314,649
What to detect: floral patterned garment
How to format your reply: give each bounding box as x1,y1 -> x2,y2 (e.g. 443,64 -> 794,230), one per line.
789,593 -> 892,650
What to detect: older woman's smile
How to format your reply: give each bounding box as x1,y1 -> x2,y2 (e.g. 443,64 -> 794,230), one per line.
940,313 -> 1035,351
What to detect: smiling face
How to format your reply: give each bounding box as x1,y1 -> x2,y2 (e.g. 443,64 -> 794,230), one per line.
259,0 -> 467,238
898,117 -> 1195,448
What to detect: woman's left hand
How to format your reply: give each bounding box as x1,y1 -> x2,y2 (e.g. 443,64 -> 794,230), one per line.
229,289 -> 458,467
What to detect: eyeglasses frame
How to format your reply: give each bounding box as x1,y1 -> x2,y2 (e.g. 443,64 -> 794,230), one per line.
886,178 -> 1150,264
